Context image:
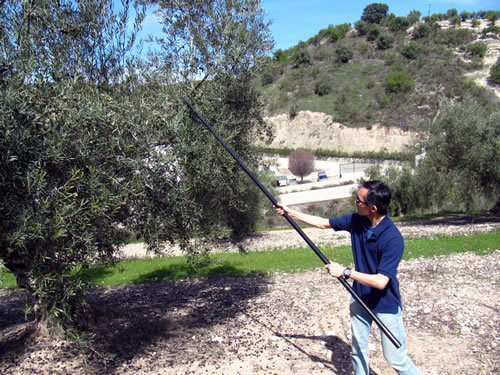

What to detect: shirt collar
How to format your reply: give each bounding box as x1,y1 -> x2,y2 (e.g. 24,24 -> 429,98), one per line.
366,216 -> 391,239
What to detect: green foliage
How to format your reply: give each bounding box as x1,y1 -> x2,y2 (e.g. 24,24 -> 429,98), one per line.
400,42 -> 422,59
261,70 -> 274,85
366,24 -> 381,41
407,10 -> 421,24
488,58 -> 500,84
355,20 -> 368,36
435,28 -> 474,46
1,0 -> 273,335
450,15 -> 461,27
327,23 -> 351,43
466,42 -> 487,58
447,8 -> 458,19
412,23 -> 432,39
419,97 -> 500,205
361,3 -> 389,24
376,33 -> 395,50
388,16 -> 410,32
385,71 -> 414,93
335,45 -> 354,63
293,49 -> 312,67
314,80 -> 332,96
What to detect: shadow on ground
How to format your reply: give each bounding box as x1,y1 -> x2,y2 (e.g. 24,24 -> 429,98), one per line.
0,272 -> 270,373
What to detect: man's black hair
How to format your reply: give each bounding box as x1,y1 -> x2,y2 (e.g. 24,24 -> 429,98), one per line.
362,180 -> 392,216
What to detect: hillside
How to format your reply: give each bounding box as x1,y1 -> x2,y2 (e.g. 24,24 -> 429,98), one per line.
256,11 -> 500,154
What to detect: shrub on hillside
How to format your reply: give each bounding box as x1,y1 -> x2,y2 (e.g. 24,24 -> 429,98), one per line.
488,58 -> 500,84
450,15 -> 461,27
328,23 -> 350,42
355,20 -> 368,36
388,16 -> 410,32
385,71 -> 414,93
435,28 -> 474,47
400,42 -> 422,59
466,42 -> 487,58
293,49 -> 312,67
407,10 -> 421,24
366,24 -> 381,41
314,80 -> 332,96
376,33 -> 395,50
261,70 -> 274,85
335,45 -> 354,63
412,23 -> 432,39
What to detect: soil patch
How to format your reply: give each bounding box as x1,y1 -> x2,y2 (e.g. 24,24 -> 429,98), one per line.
0,218 -> 499,374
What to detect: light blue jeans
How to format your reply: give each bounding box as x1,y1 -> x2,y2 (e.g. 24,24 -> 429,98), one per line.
350,299 -> 419,375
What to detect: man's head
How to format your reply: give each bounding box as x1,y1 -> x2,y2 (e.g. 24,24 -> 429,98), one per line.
355,180 -> 392,216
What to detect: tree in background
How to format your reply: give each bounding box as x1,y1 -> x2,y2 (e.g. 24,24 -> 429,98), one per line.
361,3 -> 389,25
288,151 -> 315,183
365,97 -> 499,215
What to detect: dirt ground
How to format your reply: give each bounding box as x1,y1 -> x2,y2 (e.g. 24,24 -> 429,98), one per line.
0,216 -> 499,375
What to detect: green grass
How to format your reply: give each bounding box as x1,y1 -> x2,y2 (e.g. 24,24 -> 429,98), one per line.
1,231 -> 498,289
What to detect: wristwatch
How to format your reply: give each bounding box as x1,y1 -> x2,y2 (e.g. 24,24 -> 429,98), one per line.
343,267 -> 352,279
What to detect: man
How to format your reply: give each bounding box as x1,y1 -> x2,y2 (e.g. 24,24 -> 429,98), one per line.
275,180 -> 419,374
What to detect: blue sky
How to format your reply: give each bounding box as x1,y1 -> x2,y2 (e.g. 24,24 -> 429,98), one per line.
261,0 -> 500,50
138,1 -> 499,52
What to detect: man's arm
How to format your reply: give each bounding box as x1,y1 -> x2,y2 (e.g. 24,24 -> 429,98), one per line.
275,205 -> 331,229
325,263 -> 390,290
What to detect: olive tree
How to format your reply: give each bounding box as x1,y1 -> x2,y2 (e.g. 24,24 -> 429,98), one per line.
0,0 -> 272,336
365,97 -> 499,214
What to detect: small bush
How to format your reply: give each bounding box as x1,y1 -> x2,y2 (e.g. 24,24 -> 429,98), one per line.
449,15 -> 461,27
366,24 -> 381,41
388,16 -> 410,32
314,80 -> 332,96
293,49 -> 312,68
385,71 -> 415,93
401,42 -> 422,59
488,58 -> 500,85
376,33 -> 395,50
412,23 -> 432,39
466,42 -> 487,58
261,70 -> 274,85
328,23 -> 350,43
289,104 -> 298,119
335,45 -> 354,63
435,28 -> 474,46
355,20 -> 368,36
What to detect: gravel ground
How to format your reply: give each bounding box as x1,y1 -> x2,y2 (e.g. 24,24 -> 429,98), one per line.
0,214 -> 499,375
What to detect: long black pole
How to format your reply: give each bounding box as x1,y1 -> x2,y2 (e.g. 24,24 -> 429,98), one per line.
183,98 -> 402,349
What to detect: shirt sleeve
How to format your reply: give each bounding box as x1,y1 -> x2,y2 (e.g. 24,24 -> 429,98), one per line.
377,234 -> 404,278
328,213 -> 354,233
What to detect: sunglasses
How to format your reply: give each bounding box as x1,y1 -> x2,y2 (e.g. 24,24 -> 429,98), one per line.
355,197 -> 370,205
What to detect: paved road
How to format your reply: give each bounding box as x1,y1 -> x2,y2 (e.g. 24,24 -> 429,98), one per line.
279,183 -> 357,205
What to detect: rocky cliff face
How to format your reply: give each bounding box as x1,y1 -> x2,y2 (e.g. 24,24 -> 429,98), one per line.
257,110 -> 416,153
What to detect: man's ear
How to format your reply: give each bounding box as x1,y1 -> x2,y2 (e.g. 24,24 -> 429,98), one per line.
370,205 -> 378,214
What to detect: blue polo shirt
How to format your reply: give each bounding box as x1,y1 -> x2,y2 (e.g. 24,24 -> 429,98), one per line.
329,213 -> 404,313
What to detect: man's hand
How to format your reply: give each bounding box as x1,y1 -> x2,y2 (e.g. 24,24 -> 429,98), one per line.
325,262 -> 345,278
274,204 -> 289,216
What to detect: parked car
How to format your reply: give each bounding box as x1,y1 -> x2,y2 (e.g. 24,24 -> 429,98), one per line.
275,175 -> 288,186
317,171 -> 327,181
